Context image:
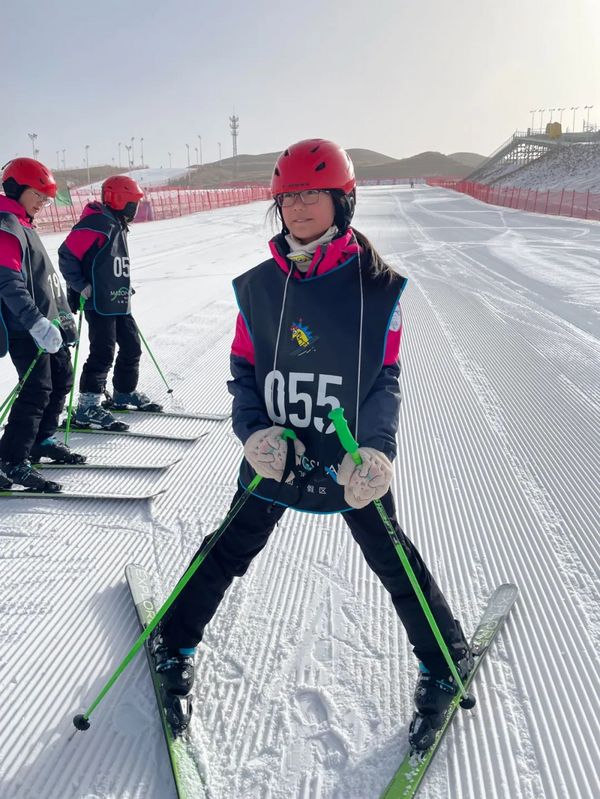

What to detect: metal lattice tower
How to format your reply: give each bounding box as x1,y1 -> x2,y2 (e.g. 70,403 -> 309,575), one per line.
229,114 -> 239,158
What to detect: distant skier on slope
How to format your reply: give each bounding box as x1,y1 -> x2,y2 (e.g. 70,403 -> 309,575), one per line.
58,175 -> 161,430
149,140 -> 473,749
0,158 -> 82,492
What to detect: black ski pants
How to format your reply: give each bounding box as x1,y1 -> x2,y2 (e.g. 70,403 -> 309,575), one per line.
161,486 -> 466,674
0,335 -> 73,463
79,310 -> 141,394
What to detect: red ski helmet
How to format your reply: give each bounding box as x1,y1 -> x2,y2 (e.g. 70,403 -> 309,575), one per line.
271,139 -> 356,196
102,175 -> 144,211
2,158 -> 57,199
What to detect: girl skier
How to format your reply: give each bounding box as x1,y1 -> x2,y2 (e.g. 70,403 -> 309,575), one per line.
151,139 -> 472,749
58,175 -> 160,430
0,157 -> 81,492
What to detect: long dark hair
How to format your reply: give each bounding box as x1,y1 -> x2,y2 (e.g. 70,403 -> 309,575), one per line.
265,196 -> 396,280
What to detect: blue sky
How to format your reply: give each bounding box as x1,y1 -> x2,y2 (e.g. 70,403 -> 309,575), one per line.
4,0 -> 599,170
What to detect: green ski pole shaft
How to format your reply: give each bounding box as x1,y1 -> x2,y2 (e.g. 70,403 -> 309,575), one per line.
64,296 -> 86,445
73,429 -> 297,731
0,347 -> 44,426
134,321 -> 173,394
328,407 -> 469,700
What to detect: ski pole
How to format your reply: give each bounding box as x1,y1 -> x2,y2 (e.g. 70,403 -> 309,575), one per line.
133,320 -> 174,394
328,407 -> 474,708
0,347 -> 44,426
72,429 -> 297,732
63,296 -> 86,445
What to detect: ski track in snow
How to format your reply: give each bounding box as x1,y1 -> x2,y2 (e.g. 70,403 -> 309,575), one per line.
0,188 -> 598,799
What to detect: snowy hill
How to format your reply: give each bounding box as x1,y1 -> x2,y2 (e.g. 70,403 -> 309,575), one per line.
479,142 -> 600,192
0,187 -> 598,799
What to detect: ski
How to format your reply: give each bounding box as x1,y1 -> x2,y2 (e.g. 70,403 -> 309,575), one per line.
35,459 -> 180,471
59,423 -> 206,443
125,563 -> 208,799
381,583 -> 519,799
110,406 -> 230,422
0,488 -> 166,501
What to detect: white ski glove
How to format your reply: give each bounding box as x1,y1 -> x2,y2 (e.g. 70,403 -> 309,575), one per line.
29,318 -> 62,354
81,284 -> 92,299
336,447 -> 393,509
244,426 -> 306,483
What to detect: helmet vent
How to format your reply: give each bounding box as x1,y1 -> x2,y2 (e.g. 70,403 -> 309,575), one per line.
283,150 -> 290,157
315,161 -> 326,172
310,145 -> 321,153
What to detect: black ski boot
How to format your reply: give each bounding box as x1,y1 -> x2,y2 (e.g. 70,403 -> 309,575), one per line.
30,437 -> 87,464
111,390 -> 163,413
0,467 -> 12,490
1,460 -> 62,493
149,629 -> 195,735
409,645 -> 474,752
75,397 -> 129,431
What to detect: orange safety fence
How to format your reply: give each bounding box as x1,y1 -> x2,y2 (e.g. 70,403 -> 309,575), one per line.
426,178 -> 600,222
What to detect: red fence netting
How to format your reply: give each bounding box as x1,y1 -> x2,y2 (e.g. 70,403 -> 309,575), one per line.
426,178 -> 600,222
35,185 -> 273,233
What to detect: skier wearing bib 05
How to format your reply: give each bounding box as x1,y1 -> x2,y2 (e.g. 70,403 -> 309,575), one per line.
58,175 -> 161,431
0,158 -> 81,492
152,140 -> 472,748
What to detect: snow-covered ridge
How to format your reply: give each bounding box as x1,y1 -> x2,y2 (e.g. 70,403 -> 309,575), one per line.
483,142 -> 600,192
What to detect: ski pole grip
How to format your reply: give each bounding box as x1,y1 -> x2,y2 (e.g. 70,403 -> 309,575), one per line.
328,408 -> 362,466
281,428 -> 297,441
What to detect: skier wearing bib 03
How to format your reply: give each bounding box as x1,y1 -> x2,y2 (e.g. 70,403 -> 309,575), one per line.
58,175 -> 161,431
0,158 -> 81,491
150,140 -> 473,749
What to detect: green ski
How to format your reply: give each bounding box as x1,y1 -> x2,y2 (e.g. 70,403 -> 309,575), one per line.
381,583 -> 518,799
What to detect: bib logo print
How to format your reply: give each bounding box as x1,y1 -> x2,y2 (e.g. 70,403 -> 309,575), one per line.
290,319 -> 319,356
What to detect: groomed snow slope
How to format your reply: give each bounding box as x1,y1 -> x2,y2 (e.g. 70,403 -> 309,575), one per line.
0,187 -> 598,799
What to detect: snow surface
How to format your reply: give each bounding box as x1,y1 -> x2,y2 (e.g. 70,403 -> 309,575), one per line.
83,167 -> 191,192
0,187 -> 599,799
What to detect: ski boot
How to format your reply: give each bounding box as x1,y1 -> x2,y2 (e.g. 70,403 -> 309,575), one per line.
149,629 -> 195,735
409,645 -> 474,752
0,460 -> 62,493
30,437 -> 87,465
0,467 -> 12,490
111,389 -> 163,413
75,394 -> 129,431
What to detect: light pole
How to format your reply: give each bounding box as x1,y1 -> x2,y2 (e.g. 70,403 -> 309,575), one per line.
571,106 -> 579,133
529,109 -> 536,130
548,107 -> 555,122
125,144 -> 132,169
584,105 -> 593,130
84,144 -> 90,186
62,149 -> 66,170
118,142 -> 122,168
27,132 -> 38,158
538,109 -> 545,129
195,147 -> 199,166
130,137 -> 135,168
557,107 -> 566,126
197,134 -> 202,166
185,143 -> 190,169
140,137 -> 144,167
168,152 -> 172,169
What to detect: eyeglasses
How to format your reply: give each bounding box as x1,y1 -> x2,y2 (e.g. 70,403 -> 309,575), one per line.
275,189 -> 329,208
30,189 -> 54,208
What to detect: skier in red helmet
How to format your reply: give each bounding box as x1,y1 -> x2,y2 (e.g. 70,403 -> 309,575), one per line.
58,174 -> 161,430
0,158 -> 80,491
145,139 -> 472,749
